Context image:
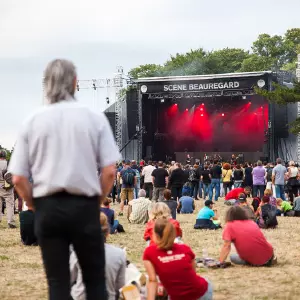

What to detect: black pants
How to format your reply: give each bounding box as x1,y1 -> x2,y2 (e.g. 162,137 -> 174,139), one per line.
144,182 -> 153,200
223,182 -> 232,196
34,192 -> 107,300
171,186 -> 182,201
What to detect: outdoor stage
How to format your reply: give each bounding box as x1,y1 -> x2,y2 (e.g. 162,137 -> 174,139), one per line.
135,72 -> 275,163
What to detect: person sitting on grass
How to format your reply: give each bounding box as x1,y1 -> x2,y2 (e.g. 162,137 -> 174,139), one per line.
143,218 -> 213,300
264,189 -> 277,207
255,196 -> 278,229
225,186 -> 251,206
19,204 -> 38,246
177,191 -> 195,214
294,196 -> 300,217
276,198 -> 294,216
70,212 -> 126,300
159,189 -> 177,220
219,206 -> 277,267
194,200 -> 221,230
144,202 -> 182,246
127,189 -> 152,224
237,193 -> 255,220
100,197 -> 124,234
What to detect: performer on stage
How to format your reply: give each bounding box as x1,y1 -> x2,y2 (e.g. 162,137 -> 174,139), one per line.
230,154 -> 237,165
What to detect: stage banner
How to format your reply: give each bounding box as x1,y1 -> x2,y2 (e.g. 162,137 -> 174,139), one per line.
139,75 -> 269,94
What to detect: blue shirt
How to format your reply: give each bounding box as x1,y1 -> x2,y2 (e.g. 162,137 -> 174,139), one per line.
179,196 -> 194,213
197,206 -> 215,220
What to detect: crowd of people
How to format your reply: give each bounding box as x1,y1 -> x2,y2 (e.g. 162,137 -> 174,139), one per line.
1,59 -> 298,300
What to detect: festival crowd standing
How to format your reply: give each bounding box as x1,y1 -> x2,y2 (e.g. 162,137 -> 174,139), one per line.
9,59 -> 120,300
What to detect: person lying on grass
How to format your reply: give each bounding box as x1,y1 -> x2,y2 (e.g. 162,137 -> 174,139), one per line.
219,206 -> 277,266
143,218 -> 213,300
144,202 -> 182,246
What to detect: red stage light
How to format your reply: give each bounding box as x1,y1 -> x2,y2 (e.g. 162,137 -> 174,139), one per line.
260,106 -> 263,109
201,103 -> 204,106
248,101 -> 252,104
175,103 -> 178,106
221,113 -> 225,117
185,108 -> 188,111
200,108 -> 203,111
201,114 -> 204,117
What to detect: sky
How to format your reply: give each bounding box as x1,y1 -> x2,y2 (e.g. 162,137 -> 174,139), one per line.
0,0 -> 299,149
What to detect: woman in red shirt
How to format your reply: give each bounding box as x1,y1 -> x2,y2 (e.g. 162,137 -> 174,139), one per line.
144,202 -> 182,246
143,218 -> 212,300
219,206 -> 276,266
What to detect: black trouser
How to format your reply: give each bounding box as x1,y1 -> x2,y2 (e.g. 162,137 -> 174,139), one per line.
171,186 -> 182,201
144,182 -> 153,200
223,182 -> 232,196
34,192 -> 107,300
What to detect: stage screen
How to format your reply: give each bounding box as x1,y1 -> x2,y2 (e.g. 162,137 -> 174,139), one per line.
142,94 -> 268,160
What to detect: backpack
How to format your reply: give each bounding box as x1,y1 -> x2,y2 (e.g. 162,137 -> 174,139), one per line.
261,204 -> 278,228
188,169 -> 196,182
2,169 -> 13,189
266,168 -> 273,182
122,169 -> 135,186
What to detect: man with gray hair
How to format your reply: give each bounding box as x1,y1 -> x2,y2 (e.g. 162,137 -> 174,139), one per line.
127,189 -> 152,224
9,59 -> 120,300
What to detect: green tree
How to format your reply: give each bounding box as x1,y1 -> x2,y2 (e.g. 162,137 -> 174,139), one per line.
128,64 -> 163,79
204,48 -> 250,74
284,28 -> 300,63
239,54 -> 275,72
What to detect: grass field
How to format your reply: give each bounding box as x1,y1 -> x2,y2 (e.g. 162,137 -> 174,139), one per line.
1,200 -> 300,300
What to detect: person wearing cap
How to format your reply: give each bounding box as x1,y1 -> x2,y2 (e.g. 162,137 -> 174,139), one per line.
194,200 -> 221,230
237,193 -> 255,220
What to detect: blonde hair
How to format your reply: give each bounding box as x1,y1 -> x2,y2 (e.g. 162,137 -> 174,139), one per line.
276,198 -> 283,205
100,212 -> 109,239
264,189 -> 273,196
154,218 -> 176,250
149,202 -> 171,220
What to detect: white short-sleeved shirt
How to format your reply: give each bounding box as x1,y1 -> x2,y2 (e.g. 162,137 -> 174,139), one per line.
9,99 -> 121,198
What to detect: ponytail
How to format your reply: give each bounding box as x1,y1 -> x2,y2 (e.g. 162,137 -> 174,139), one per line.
154,218 -> 176,250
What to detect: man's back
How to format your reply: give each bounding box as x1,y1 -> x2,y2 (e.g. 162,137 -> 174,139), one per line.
273,164 -> 286,185
10,100 -> 119,198
142,165 -> 155,183
129,197 -> 152,224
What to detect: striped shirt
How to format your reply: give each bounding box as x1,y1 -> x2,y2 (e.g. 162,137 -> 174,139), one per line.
129,197 -> 152,224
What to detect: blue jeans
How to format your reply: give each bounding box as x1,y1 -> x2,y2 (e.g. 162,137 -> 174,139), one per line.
134,178 -> 140,199
110,220 -> 119,234
209,179 -> 220,201
253,185 -> 265,198
199,280 -> 213,300
203,183 -> 211,200
198,181 -> 203,198
191,182 -> 199,199
275,184 -> 285,200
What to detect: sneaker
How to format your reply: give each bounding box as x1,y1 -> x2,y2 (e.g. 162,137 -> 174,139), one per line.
8,223 -> 17,229
272,256 -> 277,265
118,212 -> 124,216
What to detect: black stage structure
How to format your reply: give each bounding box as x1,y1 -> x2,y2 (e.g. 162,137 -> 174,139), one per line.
105,71 -> 295,164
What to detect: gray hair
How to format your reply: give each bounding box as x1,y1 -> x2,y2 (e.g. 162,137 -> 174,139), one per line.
138,189 -> 146,197
44,59 -> 77,104
257,160 -> 262,166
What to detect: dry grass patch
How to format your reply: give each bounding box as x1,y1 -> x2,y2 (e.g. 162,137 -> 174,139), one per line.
1,200 -> 300,299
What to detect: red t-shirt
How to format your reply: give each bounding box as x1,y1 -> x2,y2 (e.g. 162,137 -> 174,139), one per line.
143,219 -> 182,245
143,244 -> 208,300
222,220 -> 273,265
225,187 -> 244,200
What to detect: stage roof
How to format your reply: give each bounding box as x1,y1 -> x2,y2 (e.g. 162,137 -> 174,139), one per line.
134,71 -> 273,83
